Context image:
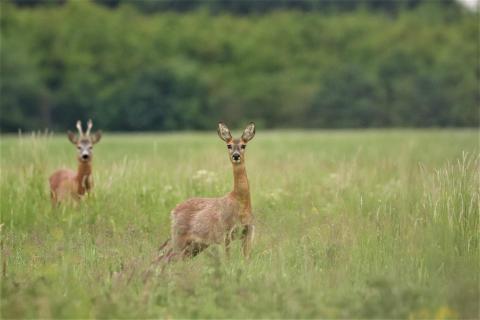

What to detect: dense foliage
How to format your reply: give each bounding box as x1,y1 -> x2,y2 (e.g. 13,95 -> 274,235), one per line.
0,1 -> 477,131
9,0 -> 462,14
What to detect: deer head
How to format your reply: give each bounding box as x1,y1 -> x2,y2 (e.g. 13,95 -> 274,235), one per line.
67,119 -> 102,162
218,122 -> 255,164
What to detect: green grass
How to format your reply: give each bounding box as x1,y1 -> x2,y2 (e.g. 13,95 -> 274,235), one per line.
1,130 -> 478,319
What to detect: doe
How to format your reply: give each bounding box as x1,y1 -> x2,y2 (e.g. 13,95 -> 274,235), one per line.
49,120 -> 102,205
165,122 -> 256,261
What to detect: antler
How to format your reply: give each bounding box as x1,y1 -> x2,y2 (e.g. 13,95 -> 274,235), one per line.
76,120 -> 83,136
86,119 -> 93,136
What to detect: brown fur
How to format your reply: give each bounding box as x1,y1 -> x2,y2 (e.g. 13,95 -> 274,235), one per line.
49,162 -> 93,204
49,120 -> 101,205
168,122 -> 256,260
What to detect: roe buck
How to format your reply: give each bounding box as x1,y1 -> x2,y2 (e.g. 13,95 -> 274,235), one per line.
165,122 -> 256,261
49,120 -> 102,205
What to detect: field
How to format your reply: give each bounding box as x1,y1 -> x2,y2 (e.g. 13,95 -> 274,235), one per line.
1,130 -> 478,318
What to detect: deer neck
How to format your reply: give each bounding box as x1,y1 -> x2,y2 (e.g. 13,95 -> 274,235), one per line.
231,163 -> 251,211
76,161 -> 92,195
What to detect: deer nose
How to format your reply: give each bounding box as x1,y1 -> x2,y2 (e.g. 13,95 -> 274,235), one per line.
82,154 -> 89,160
232,153 -> 240,161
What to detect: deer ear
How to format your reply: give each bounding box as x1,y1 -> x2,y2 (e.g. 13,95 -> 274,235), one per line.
91,130 -> 102,144
241,122 -> 256,142
67,131 -> 78,145
217,122 -> 232,142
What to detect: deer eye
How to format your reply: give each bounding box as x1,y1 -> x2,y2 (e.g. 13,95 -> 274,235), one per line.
227,145 -> 232,149
77,146 -> 81,150
241,145 -> 246,149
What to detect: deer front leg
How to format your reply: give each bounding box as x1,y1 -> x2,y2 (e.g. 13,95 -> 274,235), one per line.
241,225 -> 255,259
224,232 -> 232,258
83,175 -> 94,197
50,190 -> 58,207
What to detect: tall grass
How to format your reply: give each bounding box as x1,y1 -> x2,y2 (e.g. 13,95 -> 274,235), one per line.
1,130 -> 478,318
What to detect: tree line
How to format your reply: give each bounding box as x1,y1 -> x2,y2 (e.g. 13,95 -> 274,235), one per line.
0,0 -> 477,132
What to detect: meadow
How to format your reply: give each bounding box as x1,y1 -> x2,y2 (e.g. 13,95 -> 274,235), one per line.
1,130 -> 478,318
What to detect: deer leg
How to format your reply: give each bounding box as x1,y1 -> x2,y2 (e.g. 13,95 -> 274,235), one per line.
225,227 -> 238,258
224,235 -> 231,258
158,238 -> 171,251
192,242 -> 208,257
143,243 -> 176,282
241,225 -> 255,259
151,238 -> 172,264
182,241 -> 208,259
172,234 -> 188,253
50,190 -> 58,207
173,231 -> 209,259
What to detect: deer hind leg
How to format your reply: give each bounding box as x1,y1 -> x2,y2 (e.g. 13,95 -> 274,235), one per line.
152,238 -> 173,263
172,233 -> 189,253
224,236 -> 231,258
50,190 -> 58,206
171,235 -> 201,259
182,241 -> 208,259
241,225 -> 255,259
142,239 -> 175,282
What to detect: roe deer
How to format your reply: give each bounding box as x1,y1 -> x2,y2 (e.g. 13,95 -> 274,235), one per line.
166,122 -> 256,261
49,120 -> 102,205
